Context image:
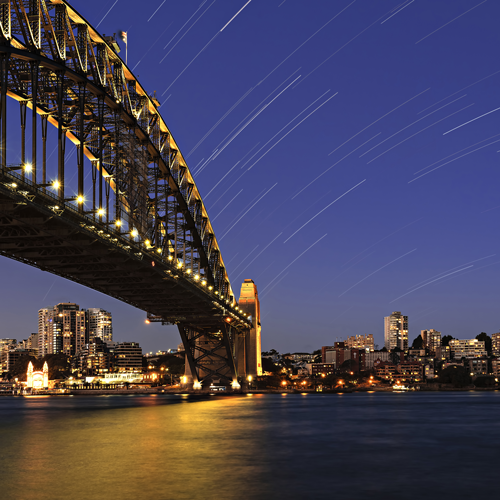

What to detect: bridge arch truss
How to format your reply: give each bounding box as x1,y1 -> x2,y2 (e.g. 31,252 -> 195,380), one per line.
0,0 -> 251,388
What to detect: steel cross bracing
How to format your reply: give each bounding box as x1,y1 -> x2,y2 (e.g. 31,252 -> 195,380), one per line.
0,0 -> 250,387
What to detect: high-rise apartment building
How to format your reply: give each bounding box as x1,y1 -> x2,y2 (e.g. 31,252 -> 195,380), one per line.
492,332 -> 500,357
384,311 -> 408,351
421,329 -> 441,353
38,303 -> 86,356
86,308 -> 113,342
38,308 -> 51,357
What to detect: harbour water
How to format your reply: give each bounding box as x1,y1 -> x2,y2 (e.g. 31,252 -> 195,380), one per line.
1,392 -> 499,499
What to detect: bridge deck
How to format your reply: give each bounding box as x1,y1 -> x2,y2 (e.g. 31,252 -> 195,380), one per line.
0,170 -> 249,333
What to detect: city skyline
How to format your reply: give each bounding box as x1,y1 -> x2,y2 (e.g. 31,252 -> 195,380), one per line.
0,0 -> 499,353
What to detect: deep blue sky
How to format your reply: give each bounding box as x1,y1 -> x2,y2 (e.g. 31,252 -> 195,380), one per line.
1,0 -> 499,353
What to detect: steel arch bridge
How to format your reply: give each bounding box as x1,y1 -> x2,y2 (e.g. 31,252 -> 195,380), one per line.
0,0 -> 253,388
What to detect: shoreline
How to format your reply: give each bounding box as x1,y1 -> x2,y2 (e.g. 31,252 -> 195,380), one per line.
1,385 -> 499,397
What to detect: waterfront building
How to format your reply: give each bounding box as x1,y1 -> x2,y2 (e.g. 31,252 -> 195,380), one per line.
311,363 -> 335,376
99,372 -> 143,384
345,334 -> 375,352
323,347 -> 366,372
374,360 -> 397,381
2,349 -> 30,372
38,303 -> 86,356
468,358 -> 488,377
38,304 -> 113,356
111,342 -> 143,371
0,339 -> 16,371
38,308 -> 51,357
421,329 -> 441,353
492,333 -> 500,357
492,358 -> 500,377
364,351 -> 391,369
424,364 -> 435,379
397,361 -> 423,384
86,308 -> 113,342
53,303 -> 86,356
26,361 -> 49,389
449,339 -> 486,359
78,338 -> 114,375
384,312 -> 408,350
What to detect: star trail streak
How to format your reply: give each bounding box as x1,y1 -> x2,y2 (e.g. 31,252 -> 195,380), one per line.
284,180 -> 366,243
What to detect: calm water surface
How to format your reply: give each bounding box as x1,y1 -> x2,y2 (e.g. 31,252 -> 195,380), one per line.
1,392 -> 499,499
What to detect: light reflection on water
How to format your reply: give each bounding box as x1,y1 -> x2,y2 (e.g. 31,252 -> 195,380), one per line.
1,392 -> 499,499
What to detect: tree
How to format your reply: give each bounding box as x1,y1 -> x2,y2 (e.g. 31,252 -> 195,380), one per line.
340,359 -> 353,372
8,355 -> 36,380
323,373 -> 338,388
40,353 -> 71,380
380,347 -> 388,352
412,335 -> 424,349
438,366 -> 471,388
442,335 -> 454,347
262,349 -> 279,357
261,357 -> 279,373
474,376 -> 496,388
153,354 -> 185,376
476,332 -> 492,354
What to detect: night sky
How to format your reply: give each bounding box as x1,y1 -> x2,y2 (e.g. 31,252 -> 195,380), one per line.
1,0 -> 499,353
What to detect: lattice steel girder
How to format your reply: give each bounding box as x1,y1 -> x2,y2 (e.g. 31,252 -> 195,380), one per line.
0,0 -> 239,305
0,1 -> 255,384
178,322 -> 240,386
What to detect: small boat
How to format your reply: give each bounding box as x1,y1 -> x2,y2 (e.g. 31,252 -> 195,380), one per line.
392,384 -> 409,392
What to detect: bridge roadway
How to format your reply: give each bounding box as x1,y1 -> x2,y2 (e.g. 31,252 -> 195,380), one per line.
0,170 -> 249,329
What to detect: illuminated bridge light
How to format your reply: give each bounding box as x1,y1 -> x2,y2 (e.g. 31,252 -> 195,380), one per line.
77,195 -> 84,204
52,180 -> 60,190
24,163 -> 32,172
130,229 -> 138,238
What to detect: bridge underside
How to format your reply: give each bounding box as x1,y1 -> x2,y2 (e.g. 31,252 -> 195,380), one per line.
0,171 -> 247,387
0,0 -> 253,389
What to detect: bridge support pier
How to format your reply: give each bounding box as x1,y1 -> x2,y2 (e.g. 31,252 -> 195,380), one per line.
178,323 -> 242,390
